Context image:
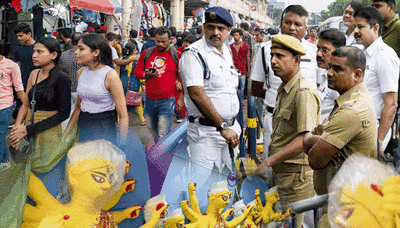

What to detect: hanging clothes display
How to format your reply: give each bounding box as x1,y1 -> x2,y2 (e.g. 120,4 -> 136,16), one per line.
132,0 -> 143,34
32,6 -> 44,41
5,5 -> 18,57
140,0 -> 149,33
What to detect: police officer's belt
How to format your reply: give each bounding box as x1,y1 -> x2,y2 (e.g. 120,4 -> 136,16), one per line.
273,163 -> 312,173
188,116 -> 235,128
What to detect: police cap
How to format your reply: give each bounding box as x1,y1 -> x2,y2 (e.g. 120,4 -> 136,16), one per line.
204,6 -> 234,27
271,34 -> 306,56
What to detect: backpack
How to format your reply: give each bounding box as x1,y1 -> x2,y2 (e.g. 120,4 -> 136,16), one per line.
143,46 -> 179,75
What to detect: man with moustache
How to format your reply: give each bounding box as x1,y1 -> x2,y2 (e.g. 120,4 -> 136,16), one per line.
316,28 -> 345,122
342,2 -> 364,46
354,7 -> 399,160
251,5 -> 318,163
304,46 -> 377,227
180,6 -> 241,189
134,26 -> 183,141
254,34 -> 320,228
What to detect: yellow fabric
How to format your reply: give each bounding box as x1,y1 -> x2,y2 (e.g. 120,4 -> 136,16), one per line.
269,72 -> 320,165
315,82 -> 377,195
116,56 -> 135,77
25,110 -> 78,173
116,44 -> 122,57
271,34 -> 306,56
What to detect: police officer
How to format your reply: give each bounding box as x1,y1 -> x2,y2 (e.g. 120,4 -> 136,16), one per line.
304,46 -> 377,227
179,7 -> 241,191
254,34 -> 320,228
251,5 -> 318,160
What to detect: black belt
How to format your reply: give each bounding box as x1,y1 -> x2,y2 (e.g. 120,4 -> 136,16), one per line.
188,116 -> 235,127
266,106 -> 274,113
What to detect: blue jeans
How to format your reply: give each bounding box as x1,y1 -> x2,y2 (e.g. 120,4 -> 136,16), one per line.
145,97 -> 175,141
0,105 -> 14,163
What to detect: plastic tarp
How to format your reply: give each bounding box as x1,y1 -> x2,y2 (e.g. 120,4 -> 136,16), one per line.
69,0 -> 123,14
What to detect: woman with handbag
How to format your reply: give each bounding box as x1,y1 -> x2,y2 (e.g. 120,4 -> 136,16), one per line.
117,42 -> 146,126
10,37 -> 72,164
64,33 -> 128,147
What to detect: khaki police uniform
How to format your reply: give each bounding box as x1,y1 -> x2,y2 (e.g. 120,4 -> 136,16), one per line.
270,70 -> 320,201
314,82 -> 377,195
265,35 -> 321,228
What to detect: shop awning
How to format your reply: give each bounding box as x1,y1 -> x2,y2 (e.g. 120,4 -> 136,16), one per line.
69,0 -> 123,14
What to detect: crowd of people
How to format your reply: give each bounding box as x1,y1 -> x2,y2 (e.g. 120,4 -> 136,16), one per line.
1,0 -> 400,227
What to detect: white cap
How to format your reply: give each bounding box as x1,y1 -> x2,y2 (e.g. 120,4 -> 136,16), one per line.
248,200 -> 256,207
144,194 -> 167,223
208,180 -> 229,196
233,199 -> 246,217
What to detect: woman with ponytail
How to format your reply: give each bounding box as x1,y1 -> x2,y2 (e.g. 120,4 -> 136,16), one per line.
10,37 -> 71,157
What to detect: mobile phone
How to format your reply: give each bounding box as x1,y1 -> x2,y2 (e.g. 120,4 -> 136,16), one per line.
148,67 -> 156,73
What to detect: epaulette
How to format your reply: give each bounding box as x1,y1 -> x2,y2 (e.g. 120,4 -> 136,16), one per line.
182,47 -> 210,80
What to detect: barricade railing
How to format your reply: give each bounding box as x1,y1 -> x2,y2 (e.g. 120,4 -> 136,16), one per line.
288,194 -> 329,227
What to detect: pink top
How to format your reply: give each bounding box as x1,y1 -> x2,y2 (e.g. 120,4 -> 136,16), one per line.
0,57 -> 24,110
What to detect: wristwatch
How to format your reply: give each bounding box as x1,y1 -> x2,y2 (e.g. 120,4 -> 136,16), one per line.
217,122 -> 229,132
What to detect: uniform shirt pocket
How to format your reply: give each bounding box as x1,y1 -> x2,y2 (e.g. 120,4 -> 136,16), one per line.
230,67 -> 240,89
276,109 -> 293,134
209,70 -> 226,90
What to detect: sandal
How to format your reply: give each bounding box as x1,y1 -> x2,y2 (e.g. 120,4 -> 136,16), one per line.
141,121 -> 146,126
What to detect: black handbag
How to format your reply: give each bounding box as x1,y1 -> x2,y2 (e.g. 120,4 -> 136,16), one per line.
9,70 -> 40,160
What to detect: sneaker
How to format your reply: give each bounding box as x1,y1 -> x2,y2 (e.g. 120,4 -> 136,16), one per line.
176,119 -> 184,123
0,162 -> 11,172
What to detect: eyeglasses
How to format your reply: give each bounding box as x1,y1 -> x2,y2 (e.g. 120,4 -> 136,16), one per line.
343,10 -> 354,17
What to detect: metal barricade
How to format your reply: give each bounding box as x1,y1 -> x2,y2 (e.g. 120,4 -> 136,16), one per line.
288,194 -> 329,227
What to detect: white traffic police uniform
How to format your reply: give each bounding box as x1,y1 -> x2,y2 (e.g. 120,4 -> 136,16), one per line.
316,68 -> 339,123
180,36 -> 242,186
250,38 -> 318,159
363,37 -> 399,149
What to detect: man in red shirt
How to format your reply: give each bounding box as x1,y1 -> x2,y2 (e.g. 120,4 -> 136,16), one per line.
230,28 -> 250,96
134,26 -> 183,140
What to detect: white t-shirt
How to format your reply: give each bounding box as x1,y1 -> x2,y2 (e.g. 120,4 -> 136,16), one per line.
110,46 -> 119,68
363,37 -> 399,119
316,68 -> 339,123
250,38 -> 318,108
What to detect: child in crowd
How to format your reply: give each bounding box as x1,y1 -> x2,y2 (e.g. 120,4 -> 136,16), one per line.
117,42 -> 146,125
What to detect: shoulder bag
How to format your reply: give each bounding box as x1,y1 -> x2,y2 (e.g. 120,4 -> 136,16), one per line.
9,70 -> 40,160
125,75 -> 143,106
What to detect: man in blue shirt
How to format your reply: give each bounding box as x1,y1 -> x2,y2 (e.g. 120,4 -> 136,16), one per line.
13,23 -> 37,89
141,27 -> 157,54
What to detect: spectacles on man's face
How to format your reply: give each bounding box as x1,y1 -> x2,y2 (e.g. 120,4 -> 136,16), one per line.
343,10 -> 354,17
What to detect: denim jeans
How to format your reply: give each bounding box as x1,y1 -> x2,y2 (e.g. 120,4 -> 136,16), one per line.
238,74 -> 246,97
0,105 -> 14,163
145,97 -> 176,141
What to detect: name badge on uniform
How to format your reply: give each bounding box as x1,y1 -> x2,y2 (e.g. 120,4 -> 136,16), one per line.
300,59 -> 311,62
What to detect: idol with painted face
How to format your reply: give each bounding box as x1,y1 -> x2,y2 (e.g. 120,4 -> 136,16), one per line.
21,140 -> 154,228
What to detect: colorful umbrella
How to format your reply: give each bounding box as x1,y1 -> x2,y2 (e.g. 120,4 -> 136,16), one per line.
192,8 -> 204,17
69,0 -> 123,14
